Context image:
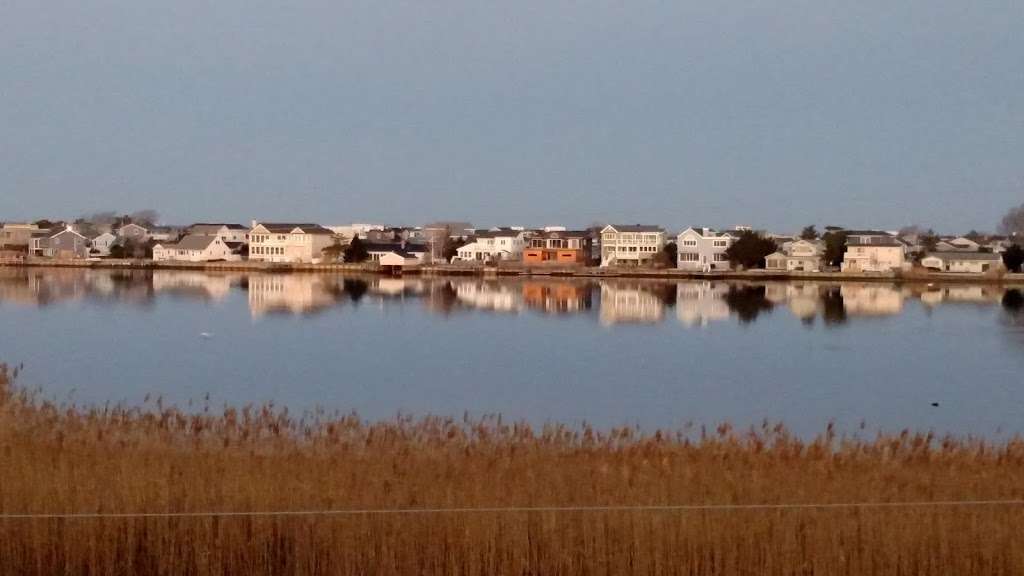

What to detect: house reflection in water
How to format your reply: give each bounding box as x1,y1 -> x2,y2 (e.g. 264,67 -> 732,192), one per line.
599,283 -> 665,325
455,281 -> 522,313
675,282 -> 730,327
152,271 -> 237,301
521,281 -> 593,315
839,284 -> 905,317
765,283 -> 823,323
248,274 -> 340,316
919,285 -> 1004,307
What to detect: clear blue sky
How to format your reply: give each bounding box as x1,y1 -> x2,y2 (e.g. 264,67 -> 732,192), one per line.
1,1 -> 1021,233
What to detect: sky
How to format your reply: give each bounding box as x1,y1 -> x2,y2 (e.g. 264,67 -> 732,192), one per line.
1,0 -> 1022,233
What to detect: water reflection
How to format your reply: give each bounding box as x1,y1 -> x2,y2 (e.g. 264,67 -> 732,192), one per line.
2,269 -> 1023,330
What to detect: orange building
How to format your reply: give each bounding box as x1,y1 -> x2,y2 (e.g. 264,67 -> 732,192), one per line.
522,231 -> 593,265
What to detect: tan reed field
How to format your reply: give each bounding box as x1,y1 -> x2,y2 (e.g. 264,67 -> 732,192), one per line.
2,364 -> 1024,575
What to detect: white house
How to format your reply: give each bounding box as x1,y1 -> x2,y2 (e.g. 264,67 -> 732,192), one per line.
364,242 -> 428,263
676,228 -> 735,271
379,250 -> 425,268
248,223 -> 336,263
454,228 -> 528,262
765,239 -> 824,272
921,252 -> 1004,274
841,231 -> 909,273
599,225 -> 667,267
89,232 -> 117,257
152,234 -> 242,262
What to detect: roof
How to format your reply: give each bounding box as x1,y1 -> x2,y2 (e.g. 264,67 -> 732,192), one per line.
474,228 -> 525,239
604,224 -> 664,233
923,251 -> 1002,262
189,223 -> 248,233
157,234 -> 218,251
534,230 -> 591,239
679,227 -> 733,238
254,223 -> 334,235
364,241 -> 427,253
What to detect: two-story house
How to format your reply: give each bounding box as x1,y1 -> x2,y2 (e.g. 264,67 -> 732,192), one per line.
676,227 -> 735,271
765,239 -> 825,272
247,222 -> 336,263
454,228 -> 528,262
41,227 -> 91,259
599,225 -> 666,267
841,231 -> 909,273
523,230 -> 593,265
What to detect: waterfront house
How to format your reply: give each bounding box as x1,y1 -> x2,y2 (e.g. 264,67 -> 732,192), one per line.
676,227 -> 735,271
152,234 -> 243,262
379,250 -> 425,269
765,239 -> 825,272
454,228 -> 528,263
89,232 -> 117,257
920,252 -> 1004,274
599,225 -> 666,267
248,222 -> 336,263
840,231 -> 909,273
523,230 -> 593,265
41,227 -> 90,259
364,242 -> 428,263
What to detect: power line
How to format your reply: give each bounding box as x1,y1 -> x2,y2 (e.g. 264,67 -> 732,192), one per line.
2,500 -> 1024,520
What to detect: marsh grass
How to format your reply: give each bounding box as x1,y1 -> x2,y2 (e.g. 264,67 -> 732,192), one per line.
2,365 -> 1024,575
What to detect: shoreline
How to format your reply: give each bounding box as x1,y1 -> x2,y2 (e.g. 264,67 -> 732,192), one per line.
3,259 -> 1024,285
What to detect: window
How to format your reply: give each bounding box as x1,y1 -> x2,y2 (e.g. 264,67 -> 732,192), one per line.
679,253 -> 699,262
714,240 -> 728,247
682,240 -> 697,247
713,253 -> 728,262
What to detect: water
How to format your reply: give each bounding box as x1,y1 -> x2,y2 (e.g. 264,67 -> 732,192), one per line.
2,268 -> 1023,438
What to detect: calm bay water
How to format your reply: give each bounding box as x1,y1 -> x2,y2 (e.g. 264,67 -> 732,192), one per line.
2,268 -> 1023,437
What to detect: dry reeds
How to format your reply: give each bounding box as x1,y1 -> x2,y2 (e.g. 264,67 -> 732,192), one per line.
2,365 -> 1023,575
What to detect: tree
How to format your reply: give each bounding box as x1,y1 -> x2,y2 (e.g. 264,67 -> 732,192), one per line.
109,243 -> 126,259
655,241 -> 677,268
442,237 -> 467,262
919,229 -> 939,251
999,203 -> 1024,239
321,239 -> 345,263
129,210 -> 160,226
343,236 -> 369,263
822,230 -> 848,267
800,225 -> 819,240
724,231 -> 777,270
1003,245 -> 1024,273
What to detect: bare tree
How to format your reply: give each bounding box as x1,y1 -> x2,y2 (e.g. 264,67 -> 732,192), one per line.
129,210 -> 160,226
999,203 -> 1024,238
